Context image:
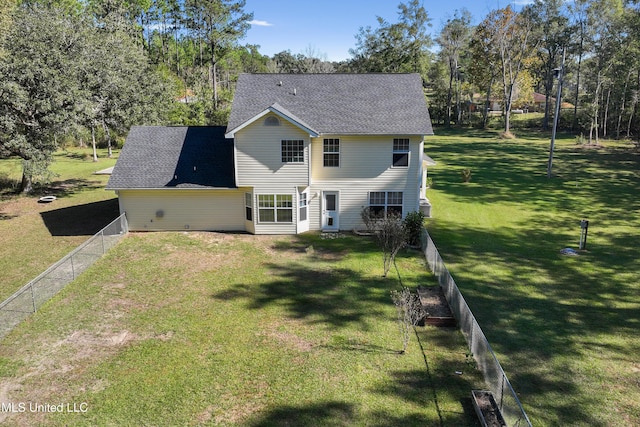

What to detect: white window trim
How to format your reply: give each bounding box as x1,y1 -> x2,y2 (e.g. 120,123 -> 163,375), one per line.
299,191 -> 308,222
323,138 -> 340,168
257,194 -> 294,224
245,192 -> 253,222
392,138 -> 410,168
368,191 -> 404,218
281,139 -> 305,163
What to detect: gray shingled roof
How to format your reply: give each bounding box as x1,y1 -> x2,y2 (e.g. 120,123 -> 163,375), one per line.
106,126 -> 235,190
227,73 -> 433,136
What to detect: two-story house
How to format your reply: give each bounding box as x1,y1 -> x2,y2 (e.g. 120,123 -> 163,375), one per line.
106,73 -> 433,234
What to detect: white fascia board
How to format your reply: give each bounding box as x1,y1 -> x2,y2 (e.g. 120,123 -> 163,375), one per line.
225,109 -> 271,138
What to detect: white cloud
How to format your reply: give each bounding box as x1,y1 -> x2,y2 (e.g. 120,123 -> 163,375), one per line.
512,0 -> 534,5
249,20 -> 273,27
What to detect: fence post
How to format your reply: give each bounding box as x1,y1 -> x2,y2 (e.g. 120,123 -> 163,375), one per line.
101,230 -> 106,254
30,283 -> 37,313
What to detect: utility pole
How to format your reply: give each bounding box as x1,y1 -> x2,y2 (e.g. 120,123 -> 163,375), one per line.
547,47 -> 566,178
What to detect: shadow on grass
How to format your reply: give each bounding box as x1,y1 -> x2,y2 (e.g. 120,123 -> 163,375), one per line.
213,260 -> 390,329
0,175 -> 20,198
40,178 -> 107,198
40,198 -> 119,236
423,132 -> 639,424
248,401 -> 355,426
426,216 -> 639,425
212,231 -> 500,425
0,212 -> 18,220
212,233 -> 395,329
246,399 -> 463,427
1,177 -> 107,200
321,335 -> 398,354
427,138 -> 640,218
370,358 -> 481,426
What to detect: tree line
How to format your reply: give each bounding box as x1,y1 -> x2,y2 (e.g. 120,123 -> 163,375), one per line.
1,0 -> 639,192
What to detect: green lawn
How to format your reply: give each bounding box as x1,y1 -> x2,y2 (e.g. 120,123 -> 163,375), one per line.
0,148 -> 119,301
0,231 -> 483,426
4,128 -> 638,426
424,128 -> 640,426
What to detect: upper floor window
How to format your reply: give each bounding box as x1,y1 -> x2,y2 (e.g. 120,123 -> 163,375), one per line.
392,138 -> 410,167
323,138 -> 340,167
264,116 -> 280,126
281,140 -> 304,163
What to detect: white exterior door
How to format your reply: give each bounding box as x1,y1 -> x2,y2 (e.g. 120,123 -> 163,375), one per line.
322,191 -> 339,231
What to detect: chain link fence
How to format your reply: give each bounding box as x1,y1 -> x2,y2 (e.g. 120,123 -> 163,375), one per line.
0,213 -> 128,340
421,229 -> 532,427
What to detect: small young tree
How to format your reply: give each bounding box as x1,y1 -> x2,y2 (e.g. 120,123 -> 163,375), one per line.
375,214 -> 406,277
391,287 -> 425,354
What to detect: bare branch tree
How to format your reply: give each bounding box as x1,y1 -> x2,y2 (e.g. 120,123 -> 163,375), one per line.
374,214 -> 406,278
391,287 -> 425,354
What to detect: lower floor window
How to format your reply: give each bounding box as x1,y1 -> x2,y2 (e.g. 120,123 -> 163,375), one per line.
299,192 -> 308,222
369,191 -> 403,218
258,194 -> 293,223
245,193 -> 253,221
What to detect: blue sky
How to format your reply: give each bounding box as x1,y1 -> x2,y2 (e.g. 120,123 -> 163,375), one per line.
242,1 -> 535,61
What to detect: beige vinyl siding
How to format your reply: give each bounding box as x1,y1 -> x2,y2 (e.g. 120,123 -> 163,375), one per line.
311,135 -> 422,181
306,182 -> 420,231
235,114 -> 311,192
118,189 -> 246,232
308,135 -> 423,231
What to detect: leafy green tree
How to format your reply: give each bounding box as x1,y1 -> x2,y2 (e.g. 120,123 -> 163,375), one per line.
581,0 -> 626,143
80,2 -> 172,158
526,0 -> 571,130
436,9 -> 472,127
0,4 -> 88,192
349,0 -> 432,76
476,6 -> 537,135
0,0 -> 15,59
267,48 -> 334,73
268,50 -> 307,73
397,0 -> 433,74
184,0 -> 252,109
568,0 -> 590,130
467,10 -> 504,129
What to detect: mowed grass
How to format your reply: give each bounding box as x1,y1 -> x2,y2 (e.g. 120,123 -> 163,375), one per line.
0,231 -> 484,426
424,127 -> 640,426
0,148 -> 119,301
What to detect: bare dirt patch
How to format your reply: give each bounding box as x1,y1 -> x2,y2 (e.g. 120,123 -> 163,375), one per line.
260,321 -> 315,353
162,248 -> 241,274
0,328 -> 140,426
266,330 -> 315,352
